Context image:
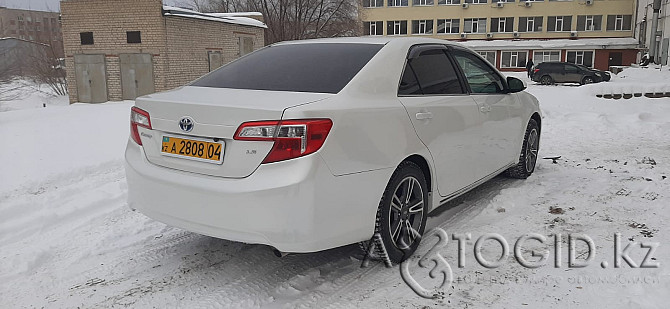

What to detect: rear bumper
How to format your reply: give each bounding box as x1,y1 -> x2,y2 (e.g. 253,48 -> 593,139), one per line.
125,140 -> 390,252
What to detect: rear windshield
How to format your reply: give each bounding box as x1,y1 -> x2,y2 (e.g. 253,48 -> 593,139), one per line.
191,43 -> 384,94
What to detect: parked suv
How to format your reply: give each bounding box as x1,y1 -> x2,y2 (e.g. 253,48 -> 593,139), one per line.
531,62 -> 610,85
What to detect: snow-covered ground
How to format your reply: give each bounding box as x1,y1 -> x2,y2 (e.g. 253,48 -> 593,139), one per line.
1,67 -> 668,308
0,79 -> 69,112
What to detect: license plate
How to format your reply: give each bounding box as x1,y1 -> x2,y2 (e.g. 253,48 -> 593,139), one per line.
161,135 -> 224,164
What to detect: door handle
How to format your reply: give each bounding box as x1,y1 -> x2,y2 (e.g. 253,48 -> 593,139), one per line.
480,106 -> 491,113
415,112 -> 433,120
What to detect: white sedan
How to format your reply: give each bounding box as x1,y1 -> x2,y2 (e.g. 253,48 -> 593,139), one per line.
125,37 -> 541,263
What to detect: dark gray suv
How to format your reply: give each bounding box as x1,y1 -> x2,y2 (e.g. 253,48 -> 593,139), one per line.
531,62 -> 610,85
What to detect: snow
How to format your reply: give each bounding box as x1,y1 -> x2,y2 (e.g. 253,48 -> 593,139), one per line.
162,6 -> 267,29
0,79 -> 69,112
462,37 -> 639,50
1,67 -> 669,308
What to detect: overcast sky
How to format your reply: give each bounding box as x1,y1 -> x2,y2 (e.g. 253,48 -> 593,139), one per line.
0,0 -> 181,12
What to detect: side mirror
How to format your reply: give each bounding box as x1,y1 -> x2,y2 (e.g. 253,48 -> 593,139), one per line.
506,76 -> 526,93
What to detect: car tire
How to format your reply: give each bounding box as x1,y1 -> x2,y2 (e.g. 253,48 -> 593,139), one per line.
581,76 -> 595,85
505,119 -> 540,179
365,161 -> 428,264
540,75 -> 553,85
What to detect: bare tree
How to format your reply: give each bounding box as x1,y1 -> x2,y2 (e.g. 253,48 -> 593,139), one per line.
24,44 -> 67,96
178,0 -> 360,44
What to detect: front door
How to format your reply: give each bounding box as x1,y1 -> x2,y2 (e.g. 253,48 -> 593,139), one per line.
451,48 -> 521,179
608,52 -> 623,66
74,54 -> 107,103
563,63 -> 583,83
398,45 -> 482,197
120,53 -> 155,100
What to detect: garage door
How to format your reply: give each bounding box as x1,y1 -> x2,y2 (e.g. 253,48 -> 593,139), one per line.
120,54 -> 155,100
74,54 -> 107,103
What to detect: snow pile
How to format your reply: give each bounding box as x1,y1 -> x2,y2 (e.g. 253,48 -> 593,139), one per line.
0,71 -> 668,308
584,65 -> 670,96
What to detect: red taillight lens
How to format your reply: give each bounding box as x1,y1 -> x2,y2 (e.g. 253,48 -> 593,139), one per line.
533,69 -> 540,73
130,106 -> 151,145
234,119 -> 333,164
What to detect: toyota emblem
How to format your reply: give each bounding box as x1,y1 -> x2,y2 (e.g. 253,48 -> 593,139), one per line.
179,116 -> 194,132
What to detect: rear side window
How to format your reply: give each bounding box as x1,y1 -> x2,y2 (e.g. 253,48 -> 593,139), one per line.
399,48 -> 463,95
192,43 -> 383,94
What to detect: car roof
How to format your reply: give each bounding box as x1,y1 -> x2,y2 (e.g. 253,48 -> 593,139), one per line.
272,36 -> 466,48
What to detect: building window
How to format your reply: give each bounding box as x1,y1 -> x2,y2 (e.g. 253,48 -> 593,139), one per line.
438,0 -> 461,3
533,51 -> 560,64
80,32 -> 94,45
547,16 -> 572,32
413,0 -> 434,5
464,18 -> 486,33
577,15 -> 602,31
490,17 -> 513,33
501,51 -> 528,68
364,21 -> 383,35
127,31 -> 141,43
412,20 -> 434,34
363,0 -> 384,7
387,20 -> 408,35
478,51 -> 496,65
437,19 -> 460,34
464,0 -> 487,3
388,0 -> 409,6
606,15 -> 632,31
518,17 -> 543,32
566,50 -> 594,67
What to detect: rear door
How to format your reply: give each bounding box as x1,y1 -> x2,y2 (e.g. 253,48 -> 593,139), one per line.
398,45 -> 482,197
451,48 -> 522,179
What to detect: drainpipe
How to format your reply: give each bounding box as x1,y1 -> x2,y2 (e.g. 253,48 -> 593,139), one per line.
649,0 -> 662,63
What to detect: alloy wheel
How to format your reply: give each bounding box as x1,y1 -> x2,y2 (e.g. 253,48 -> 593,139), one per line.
388,176 -> 425,250
525,128 -> 539,173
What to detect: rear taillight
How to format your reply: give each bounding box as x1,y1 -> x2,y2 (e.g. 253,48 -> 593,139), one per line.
234,119 -> 333,164
130,106 -> 151,145
533,69 -> 540,73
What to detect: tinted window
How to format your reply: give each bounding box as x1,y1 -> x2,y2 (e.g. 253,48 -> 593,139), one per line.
399,48 -> 463,95
452,49 -> 506,94
565,64 -> 580,72
192,43 -> 383,94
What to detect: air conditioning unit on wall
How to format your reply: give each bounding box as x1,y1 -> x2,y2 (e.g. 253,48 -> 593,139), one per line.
496,2 -> 504,7
462,3 -> 469,8
486,33 -> 494,38
570,31 -> 578,38
585,0 -> 594,5
460,33 -> 467,39
524,1 -> 532,7
513,31 -> 520,38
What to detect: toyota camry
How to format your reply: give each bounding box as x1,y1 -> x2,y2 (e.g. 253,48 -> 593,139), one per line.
125,37 -> 542,263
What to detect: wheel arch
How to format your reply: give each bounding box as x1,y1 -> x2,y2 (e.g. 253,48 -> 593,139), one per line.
530,112 -> 541,134
402,154 -> 432,196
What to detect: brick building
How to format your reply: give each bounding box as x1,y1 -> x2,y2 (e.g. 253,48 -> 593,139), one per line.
61,0 -> 266,103
0,7 -> 63,57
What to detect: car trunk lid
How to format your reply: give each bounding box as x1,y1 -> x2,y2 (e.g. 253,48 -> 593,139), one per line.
134,86 -> 331,178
